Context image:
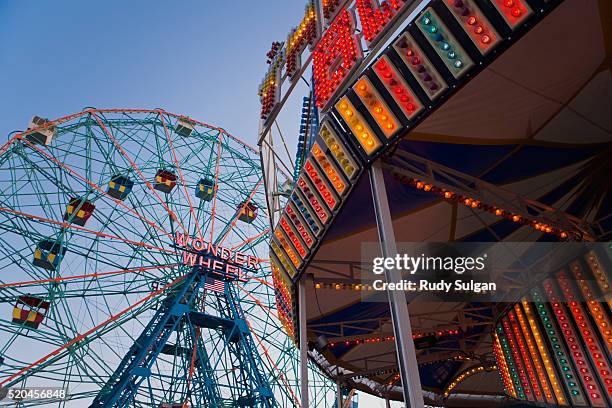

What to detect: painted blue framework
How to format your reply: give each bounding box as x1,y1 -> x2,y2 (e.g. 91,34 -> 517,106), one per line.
90,264 -> 276,407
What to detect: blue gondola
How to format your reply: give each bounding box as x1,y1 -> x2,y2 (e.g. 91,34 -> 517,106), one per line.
107,175 -> 134,200
33,239 -> 67,271
195,178 -> 215,201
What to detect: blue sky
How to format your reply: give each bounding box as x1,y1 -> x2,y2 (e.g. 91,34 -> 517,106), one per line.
0,0 -> 307,146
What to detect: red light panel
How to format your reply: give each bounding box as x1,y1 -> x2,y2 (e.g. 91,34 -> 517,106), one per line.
285,202 -> 315,249
356,0 -> 405,44
544,278 -> 607,407
501,316 -> 534,400
491,0 -> 532,29
297,174 -> 331,224
393,33 -> 447,100
508,311 -> 545,402
279,216 -> 308,258
372,55 -> 424,119
493,333 -> 517,398
313,9 -> 362,108
304,159 -> 340,211
311,142 -> 348,196
274,228 -> 302,269
444,0 -> 500,54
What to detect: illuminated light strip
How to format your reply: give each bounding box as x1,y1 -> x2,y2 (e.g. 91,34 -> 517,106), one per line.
291,189 -> 323,237
270,239 -> 298,279
494,333 -> 517,398
495,327 -> 527,399
556,271 -> 612,403
521,300 -> 567,405
274,228 -> 303,269
372,55 -> 424,120
443,365 -> 496,397
353,76 -> 401,138
507,311 -> 545,402
569,261 -> 612,355
313,9 -> 362,108
543,280 -> 606,407
417,8 -> 474,78
393,33 -> 448,100
356,0 -> 405,44
501,317 -> 534,400
285,203 -> 315,249
514,304 -> 556,404
311,142 -> 348,196
319,122 -> 359,180
279,215 -> 308,258
444,0 -> 500,54
531,288 -> 587,406
297,174 -> 331,224
336,96 -> 382,155
304,159 -> 339,211
491,0 -> 532,29
585,251 -> 612,309
270,257 -> 295,337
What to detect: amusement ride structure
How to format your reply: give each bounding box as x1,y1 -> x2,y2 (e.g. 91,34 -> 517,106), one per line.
0,109 -> 335,407
259,0 -> 612,407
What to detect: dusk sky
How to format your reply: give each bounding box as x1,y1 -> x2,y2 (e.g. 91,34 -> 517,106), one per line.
0,0 -> 308,148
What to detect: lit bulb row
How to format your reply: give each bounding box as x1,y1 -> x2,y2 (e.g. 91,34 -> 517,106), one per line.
271,261 -> 295,337
285,203 -> 315,248
327,329 -> 462,347
394,34 -> 446,100
394,174 -> 571,239
532,288 -> 586,406
373,55 -> 423,119
501,319 -> 532,399
322,0 -> 340,20
443,365 -> 496,397
291,191 -> 322,236
585,251 -> 611,294
315,282 -> 374,290
543,280 -> 603,405
297,175 -> 330,223
354,76 -> 400,138
311,143 -> 347,195
493,0 -> 531,28
336,96 -> 381,155
513,304 -> 555,403
356,0 -> 404,42
494,333 -> 517,398
569,261 -> 612,354
555,272 -> 611,404
304,160 -> 338,210
418,9 -> 472,78
507,312 -> 544,401
496,326 -> 526,399
446,0 -> 499,54
270,240 -> 297,279
320,123 -> 358,180
274,230 -> 302,268
286,4 -> 317,77
313,10 -> 360,107
521,300 -> 566,405
279,217 -> 307,258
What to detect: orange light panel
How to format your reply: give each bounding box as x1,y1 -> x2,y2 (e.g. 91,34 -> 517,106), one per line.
311,142 -> 348,196
336,96 -> 381,155
319,122 -> 359,180
304,159 -> 340,211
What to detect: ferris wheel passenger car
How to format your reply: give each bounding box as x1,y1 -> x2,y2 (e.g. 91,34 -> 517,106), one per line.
237,201 -> 257,223
154,169 -> 177,193
63,197 -> 95,226
195,178 -> 215,201
11,295 -> 50,329
32,239 -> 67,270
107,175 -> 134,200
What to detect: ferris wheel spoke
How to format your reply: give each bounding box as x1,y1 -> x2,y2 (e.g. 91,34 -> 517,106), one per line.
217,178 -> 264,246
0,275 -> 185,388
15,135 -> 175,241
90,113 -> 189,236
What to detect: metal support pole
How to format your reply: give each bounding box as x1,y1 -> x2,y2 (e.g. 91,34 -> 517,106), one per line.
369,161 -> 424,408
299,278 -> 309,408
336,380 -> 343,408
385,397 -> 392,408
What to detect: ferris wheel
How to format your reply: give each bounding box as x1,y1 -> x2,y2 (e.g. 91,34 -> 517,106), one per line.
0,109 -> 333,407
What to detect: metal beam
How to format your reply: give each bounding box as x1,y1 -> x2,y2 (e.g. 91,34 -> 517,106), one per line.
299,278 -> 309,408
369,161 -> 424,408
